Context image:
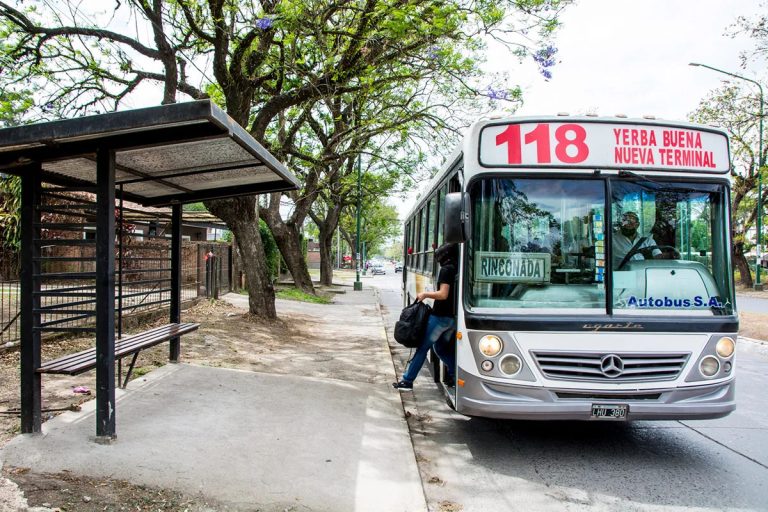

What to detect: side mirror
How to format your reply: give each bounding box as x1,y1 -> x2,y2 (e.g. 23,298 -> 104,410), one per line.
444,192 -> 468,243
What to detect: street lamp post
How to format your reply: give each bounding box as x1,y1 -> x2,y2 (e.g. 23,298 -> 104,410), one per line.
690,62 -> 765,290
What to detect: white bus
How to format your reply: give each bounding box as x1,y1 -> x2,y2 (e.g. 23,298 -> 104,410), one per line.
402,115 -> 736,421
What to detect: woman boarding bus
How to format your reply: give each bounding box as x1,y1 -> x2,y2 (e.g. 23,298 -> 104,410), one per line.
402,115 -> 736,421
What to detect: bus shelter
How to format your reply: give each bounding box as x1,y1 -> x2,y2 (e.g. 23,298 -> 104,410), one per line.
0,100 -> 298,440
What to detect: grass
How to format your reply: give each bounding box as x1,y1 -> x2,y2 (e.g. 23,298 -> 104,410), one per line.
237,285 -> 332,304
276,287 -> 332,304
131,367 -> 153,378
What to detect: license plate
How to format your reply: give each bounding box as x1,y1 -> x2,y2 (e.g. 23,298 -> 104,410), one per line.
590,404 -> 628,420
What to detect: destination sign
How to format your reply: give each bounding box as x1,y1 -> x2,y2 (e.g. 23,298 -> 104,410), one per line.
479,121 -> 730,173
475,252 -> 551,284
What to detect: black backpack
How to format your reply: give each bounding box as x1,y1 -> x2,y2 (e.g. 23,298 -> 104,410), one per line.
394,301 -> 431,348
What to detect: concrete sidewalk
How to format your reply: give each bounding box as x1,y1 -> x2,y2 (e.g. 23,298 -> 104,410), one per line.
1,287 -> 426,512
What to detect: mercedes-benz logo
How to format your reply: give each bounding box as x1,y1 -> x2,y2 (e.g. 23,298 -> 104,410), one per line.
600,354 -> 624,378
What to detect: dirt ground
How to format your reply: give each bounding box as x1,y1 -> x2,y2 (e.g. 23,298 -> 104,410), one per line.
0,298 -> 341,512
733,285 -> 768,341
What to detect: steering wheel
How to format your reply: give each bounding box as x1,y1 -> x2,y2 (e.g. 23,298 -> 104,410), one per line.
618,245 -> 681,270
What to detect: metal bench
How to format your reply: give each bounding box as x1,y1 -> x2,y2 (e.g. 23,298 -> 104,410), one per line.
38,322 -> 200,387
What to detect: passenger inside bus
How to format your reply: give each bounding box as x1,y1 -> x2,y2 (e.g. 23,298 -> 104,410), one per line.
612,211 -> 662,269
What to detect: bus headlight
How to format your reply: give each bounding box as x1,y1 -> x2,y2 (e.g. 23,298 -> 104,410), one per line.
499,354 -> 522,376
716,337 -> 735,358
699,356 -> 720,378
478,335 -> 503,357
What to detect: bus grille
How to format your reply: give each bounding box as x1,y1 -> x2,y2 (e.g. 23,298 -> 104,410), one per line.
531,351 -> 690,382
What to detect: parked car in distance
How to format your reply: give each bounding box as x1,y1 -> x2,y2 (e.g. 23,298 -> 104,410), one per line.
371,264 -> 386,275
394,262 -> 403,273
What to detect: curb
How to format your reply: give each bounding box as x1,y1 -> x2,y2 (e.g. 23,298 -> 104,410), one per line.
370,286 -> 431,512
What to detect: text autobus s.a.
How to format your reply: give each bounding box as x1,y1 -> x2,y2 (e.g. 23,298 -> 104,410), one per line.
402,115 -> 736,421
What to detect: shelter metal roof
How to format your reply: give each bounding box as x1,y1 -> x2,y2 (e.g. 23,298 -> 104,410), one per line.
111,200 -> 229,229
0,100 -> 299,206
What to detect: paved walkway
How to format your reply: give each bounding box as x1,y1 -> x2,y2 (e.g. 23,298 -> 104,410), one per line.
0,286 -> 426,512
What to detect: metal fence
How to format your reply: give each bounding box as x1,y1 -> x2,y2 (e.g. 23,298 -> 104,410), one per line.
0,280 -> 19,347
0,242 -> 232,349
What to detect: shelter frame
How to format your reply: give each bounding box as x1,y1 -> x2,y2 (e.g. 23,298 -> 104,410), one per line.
0,100 -> 298,440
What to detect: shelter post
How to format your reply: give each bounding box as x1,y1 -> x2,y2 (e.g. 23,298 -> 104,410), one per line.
170,204 -> 182,361
19,169 -> 42,433
95,148 -> 116,440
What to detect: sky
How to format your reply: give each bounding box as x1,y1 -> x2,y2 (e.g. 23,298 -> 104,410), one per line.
505,0 -> 765,121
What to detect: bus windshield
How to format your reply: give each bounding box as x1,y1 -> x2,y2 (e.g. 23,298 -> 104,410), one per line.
466,177 -> 733,315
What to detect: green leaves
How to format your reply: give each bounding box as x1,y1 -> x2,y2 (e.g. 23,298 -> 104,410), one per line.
0,90 -> 33,128
0,0 -> 572,301
0,175 -> 21,252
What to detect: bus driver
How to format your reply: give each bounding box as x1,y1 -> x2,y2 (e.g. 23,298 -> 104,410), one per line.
613,211 -> 661,268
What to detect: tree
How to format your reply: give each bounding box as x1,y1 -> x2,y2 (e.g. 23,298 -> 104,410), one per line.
691,84 -> 764,286
0,36 -> 33,276
691,7 -> 768,287
384,240 -> 403,260
299,86 -> 446,286
337,192 -> 400,260
0,0 -> 572,319
730,8 -> 768,67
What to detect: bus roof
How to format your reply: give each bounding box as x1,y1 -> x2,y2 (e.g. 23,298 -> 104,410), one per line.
404,145 -> 462,221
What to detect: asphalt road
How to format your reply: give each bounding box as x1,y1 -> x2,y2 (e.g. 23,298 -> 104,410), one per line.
370,267 -> 768,512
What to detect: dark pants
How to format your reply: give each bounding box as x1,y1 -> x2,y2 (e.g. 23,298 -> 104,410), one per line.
402,315 -> 456,383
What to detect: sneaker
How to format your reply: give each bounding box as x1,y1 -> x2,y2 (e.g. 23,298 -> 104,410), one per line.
392,380 -> 413,390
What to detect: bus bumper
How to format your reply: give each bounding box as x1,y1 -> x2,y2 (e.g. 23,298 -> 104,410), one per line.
455,371 -> 736,421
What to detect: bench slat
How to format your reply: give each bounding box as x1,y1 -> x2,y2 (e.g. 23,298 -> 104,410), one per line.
114,324 -> 198,357
39,323 -> 199,374
38,324 -> 194,372
38,322 -> 199,375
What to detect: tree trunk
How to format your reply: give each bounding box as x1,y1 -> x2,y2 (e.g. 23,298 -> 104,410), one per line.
318,223 -> 335,286
733,241 -> 753,287
205,197 -> 276,319
276,222 -> 314,293
311,205 -> 342,287
261,203 -> 315,294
